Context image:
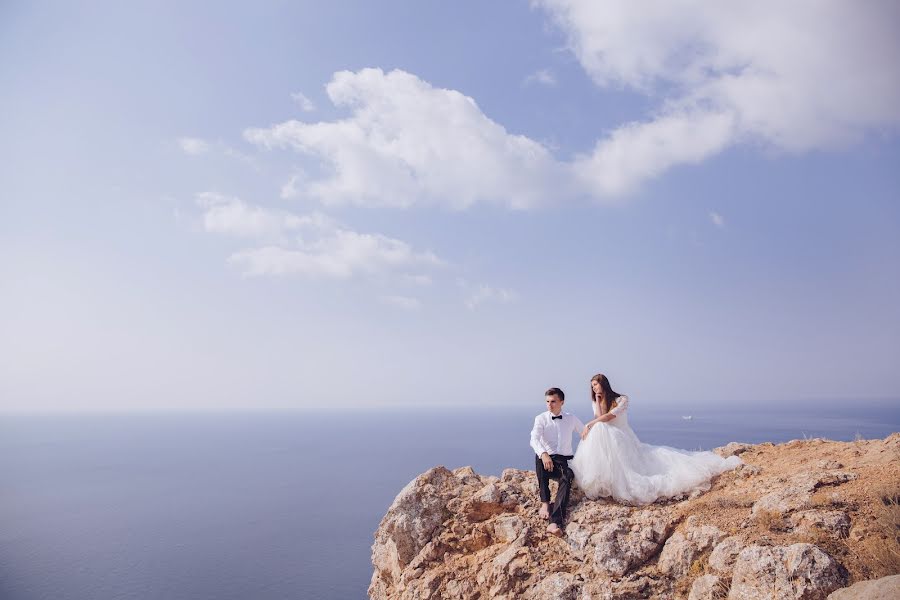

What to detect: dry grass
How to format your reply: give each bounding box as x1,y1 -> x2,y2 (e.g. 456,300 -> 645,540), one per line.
711,576 -> 731,599
754,508 -> 786,532
857,484 -> 900,577
704,495 -> 755,510
808,489 -> 847,509
687,557 -> 705,578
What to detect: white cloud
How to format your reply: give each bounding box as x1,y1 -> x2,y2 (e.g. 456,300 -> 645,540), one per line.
243,10 -> 899,210
537,0 -> 900,189
195,192 -> 332,239
229,230 -> 442,279
179,137 -> 211,155
177,137 -> 260,170
460,281 -> 518,310
573,111 -> 735,196
379,295 -> 422,310
291,91 -> 316,112
245,68 -> 571,209
194,193 -> 444,280
524,68 -> 557,86
709,211 -> 725,228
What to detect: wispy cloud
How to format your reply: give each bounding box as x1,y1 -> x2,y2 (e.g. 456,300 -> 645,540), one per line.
195,192 -> 332,239
229,232 -> 442,279
290,91 -> 316,112
403,274 -> 433,286
459,280 -> 518,310
280,173 -> 304,199
178,137 -> 211,155
177,137 -> 260,170
379,295 -> 421,310
524,68 -> 556,86
194,193 -> 444,280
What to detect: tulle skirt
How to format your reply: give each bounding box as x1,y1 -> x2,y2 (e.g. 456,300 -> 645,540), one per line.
571,421 -> 741,505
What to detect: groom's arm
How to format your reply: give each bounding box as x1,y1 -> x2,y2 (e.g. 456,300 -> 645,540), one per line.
530,418 -> 555,471
530,418 -> 552,457
573,415 -> 597,442
572,415 -> 586,437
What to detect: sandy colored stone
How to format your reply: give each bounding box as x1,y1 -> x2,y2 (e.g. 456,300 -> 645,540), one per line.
708,535 -> 744,575
827,574 -> 900,599
689,574 -> 724,600
752,470 -> 858,516
790,509 -> 851,538
716,442 -> 754,457
657,519 -> 725,577
523,572 -> 581,600
728,543 -> 846,600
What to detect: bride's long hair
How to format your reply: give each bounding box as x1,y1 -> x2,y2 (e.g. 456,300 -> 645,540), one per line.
590,373 -> 622,415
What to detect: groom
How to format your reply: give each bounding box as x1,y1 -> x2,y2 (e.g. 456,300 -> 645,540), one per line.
530,387 -> 586,537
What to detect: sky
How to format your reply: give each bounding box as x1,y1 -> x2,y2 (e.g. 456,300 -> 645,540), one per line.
2,1 -> 899,412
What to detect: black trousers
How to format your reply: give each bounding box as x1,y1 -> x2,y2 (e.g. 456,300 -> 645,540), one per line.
535,454 -> 574,527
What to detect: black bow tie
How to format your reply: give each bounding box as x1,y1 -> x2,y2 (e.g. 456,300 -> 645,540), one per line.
551,415 -> 563,420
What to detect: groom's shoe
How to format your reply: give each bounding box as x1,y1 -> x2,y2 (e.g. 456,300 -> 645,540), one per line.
547,523 -> 564,537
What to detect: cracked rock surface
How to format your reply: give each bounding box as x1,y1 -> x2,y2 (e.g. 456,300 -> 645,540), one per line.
370,434 -> 899,599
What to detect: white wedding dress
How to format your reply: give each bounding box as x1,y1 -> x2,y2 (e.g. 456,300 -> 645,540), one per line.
571,396 -> 741,505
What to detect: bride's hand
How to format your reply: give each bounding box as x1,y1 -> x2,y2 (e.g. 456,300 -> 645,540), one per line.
581,422 -> 594,440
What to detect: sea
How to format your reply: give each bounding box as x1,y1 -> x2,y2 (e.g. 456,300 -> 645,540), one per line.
1,400 -> 897,600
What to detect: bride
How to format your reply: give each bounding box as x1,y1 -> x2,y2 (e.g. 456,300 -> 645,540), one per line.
571,373 -> 741,505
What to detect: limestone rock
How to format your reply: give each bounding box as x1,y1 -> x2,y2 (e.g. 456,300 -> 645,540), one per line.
728,543 -> 847,600
708,536 -> 745,575
523,572 -> 581,600
689,574 -> 725,600
370,466 -> 462,591
827,574 -> 900,599
752,470 -> 858,516
492,515 -> 525,543
582,574 -> 666,600
790,510 -> 851,539
658,519 -> 725,577
716,442 -> 754,457
586,510 -> 673,577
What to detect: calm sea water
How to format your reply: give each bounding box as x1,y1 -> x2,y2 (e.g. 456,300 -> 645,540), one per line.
1,401 -> 897,600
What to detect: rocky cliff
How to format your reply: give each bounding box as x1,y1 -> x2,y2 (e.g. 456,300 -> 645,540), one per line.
369,434 -> 899,599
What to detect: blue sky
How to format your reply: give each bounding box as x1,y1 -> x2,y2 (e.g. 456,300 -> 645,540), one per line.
2,1 -> 899,411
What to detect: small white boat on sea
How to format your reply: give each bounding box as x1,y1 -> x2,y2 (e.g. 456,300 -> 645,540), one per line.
681,415 -> 693,420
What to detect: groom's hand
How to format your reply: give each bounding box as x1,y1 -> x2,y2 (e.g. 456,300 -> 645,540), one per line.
541,453 -> 554,471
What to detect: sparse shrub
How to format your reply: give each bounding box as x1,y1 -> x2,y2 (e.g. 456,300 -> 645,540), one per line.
796,523 -> 833,547
712,576 -> 731,600
754,508 -> 785,532
687,558 -> 705,578
859,485 -> 900,576
808,490 -> 841,509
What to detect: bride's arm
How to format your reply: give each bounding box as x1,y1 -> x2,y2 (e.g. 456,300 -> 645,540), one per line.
597,395 -> 629,422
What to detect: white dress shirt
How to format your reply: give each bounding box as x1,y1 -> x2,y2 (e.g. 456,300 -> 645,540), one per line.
530,411 -> 585,457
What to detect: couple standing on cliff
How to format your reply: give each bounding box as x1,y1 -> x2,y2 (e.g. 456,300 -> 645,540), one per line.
530,373 -> 741,537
